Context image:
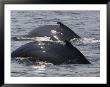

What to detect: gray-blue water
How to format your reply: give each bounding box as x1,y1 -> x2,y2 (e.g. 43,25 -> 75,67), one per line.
11,11 -> 100,77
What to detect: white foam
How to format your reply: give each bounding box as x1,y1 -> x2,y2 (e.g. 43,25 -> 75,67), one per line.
71,38 -> 100,44
33,36 -> 52,41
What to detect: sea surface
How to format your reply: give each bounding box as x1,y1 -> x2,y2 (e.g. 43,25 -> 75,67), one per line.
11,11 -> 100,77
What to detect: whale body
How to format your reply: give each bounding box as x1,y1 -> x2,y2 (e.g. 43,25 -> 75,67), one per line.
11,40 -> 90,65
12,22 -> 80,41
11,22 -> 90,65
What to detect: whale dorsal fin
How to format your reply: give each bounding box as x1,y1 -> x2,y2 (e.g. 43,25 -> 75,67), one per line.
57,22 -> 69,29
57,22 -> 80,38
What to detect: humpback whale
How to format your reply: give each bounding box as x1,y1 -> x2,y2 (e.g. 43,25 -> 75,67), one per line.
12,22 -> 80,41
11,22 -> 90,65
11,40 -> 90,65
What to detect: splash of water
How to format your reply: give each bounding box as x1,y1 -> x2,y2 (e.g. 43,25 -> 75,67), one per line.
71,38 -> 100,44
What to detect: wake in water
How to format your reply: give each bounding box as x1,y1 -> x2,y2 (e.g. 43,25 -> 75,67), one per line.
71,38 -> 100,44
13,57 -> 53,65
12,57 -> 53,71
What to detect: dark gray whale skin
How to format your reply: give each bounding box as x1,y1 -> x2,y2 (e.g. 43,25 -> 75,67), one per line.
12,22 -> 80,41
11,40 -> 90,65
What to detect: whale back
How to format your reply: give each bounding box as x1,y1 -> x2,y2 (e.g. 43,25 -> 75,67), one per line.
12,22 -> 80,41
28,22 -> 80,41
11,41 -> 90,65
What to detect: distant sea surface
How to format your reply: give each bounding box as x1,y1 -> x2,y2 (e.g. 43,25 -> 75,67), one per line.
11,11 -> 100,77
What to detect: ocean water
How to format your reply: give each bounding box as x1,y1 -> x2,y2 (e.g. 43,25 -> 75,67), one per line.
11,11 -> 100,77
